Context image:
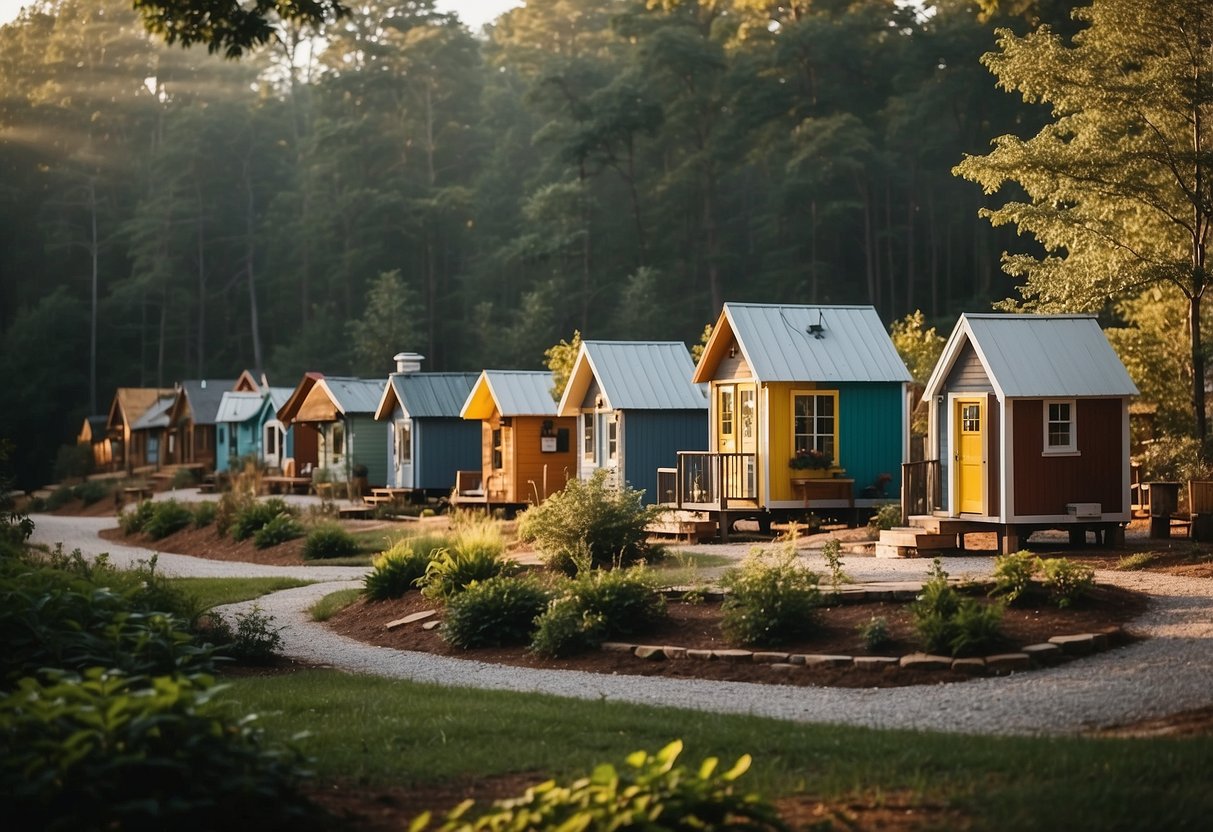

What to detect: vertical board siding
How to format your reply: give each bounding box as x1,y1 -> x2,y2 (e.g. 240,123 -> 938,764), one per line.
350,415 -> 389,487
1011,398 -> 1126,516
837,382 -> 904,501
623,410 -> 709,504
946,344 -> 994,392
415,419 -> 481,491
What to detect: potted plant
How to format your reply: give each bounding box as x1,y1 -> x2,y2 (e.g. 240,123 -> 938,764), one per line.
790,448 -> 833,472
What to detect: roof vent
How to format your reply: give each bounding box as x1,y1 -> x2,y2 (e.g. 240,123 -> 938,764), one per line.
807,311 -> 826,339
394,352 -> 425,374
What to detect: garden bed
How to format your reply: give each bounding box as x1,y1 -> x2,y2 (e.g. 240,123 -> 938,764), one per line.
325,583 -> 1147,689
99,521 -> 398,566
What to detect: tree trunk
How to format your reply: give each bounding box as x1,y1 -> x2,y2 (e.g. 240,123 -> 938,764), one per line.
88,178 -> 98,416
243,154 -> 264,372
1191,293 -> 1206,442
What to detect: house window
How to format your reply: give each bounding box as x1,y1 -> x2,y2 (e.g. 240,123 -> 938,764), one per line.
398,421 -> 412,464
582,413 -> 594,458
607,416 -> 618,461
219,427 -> 226,444
719,388 -> 734,437
264,424 -> 279,456
331,423 -> 345,457
492,428 -> 504,470
1044,400 -> 1077,454
792,391 -> 838,463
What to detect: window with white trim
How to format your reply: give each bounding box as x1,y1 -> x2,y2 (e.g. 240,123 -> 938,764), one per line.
791,391 -> 838,461
1044,399 -> 1077,454
607,416 -> 618,461
582,413 -> 594,459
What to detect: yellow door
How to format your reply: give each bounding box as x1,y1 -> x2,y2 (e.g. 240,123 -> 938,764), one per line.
955,398 -> 984,514
717,386 -> 736,453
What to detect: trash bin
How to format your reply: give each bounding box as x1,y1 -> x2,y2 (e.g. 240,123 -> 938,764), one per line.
1145,481 -> 1181,539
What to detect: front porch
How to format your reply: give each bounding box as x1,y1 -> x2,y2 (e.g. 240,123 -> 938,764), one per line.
656,451 -> 758,511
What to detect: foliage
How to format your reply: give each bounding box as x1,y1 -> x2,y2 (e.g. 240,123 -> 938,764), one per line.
53,443 -> 94,481
144,499 -> 195,540
419,546 -> 517,601
1038,558 -> 1095,609
910,560 -> 1004,656
211,605 -> 285,664
118,499 -> 156,535
363,536 -> 449,601
532,565 -> 667,657
1134,436 -> 1213,483
530,594 -> 607,659
440,575 -> 552,650
0,668 -> 310,829
0,446 -> 34,555
690,324 -> 713,366
821,538 -> 845,594
518,470 -> 662,574
990,550 -> 1038,605
133,0 -> 346,57
347,269 -> 422,376
230,498 -> 295,541
302,523 -> 359,559
416,740 -> 787,832
167,576 -> 313,612
858,616 -> 891,652
215,489 -> 256,537
719,544 -> 820,647
789,447 -> 832,470
44,485 -> 76,511
867,503 -> 902,539
890,310 -> 945,385
309,588 -> 362,622
252,512 -> 305,548
193,500 -> 217,528
543,329 -> 581,401
171,466 -> 199,489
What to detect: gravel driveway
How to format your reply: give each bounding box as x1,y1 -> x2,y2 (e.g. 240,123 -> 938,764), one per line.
30,513 -> 1213,736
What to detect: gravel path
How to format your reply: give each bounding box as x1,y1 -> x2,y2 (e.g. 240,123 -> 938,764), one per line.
30,514 -> 1213,736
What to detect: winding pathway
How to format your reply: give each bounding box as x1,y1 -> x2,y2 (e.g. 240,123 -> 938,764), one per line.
30,514 -> 1213,737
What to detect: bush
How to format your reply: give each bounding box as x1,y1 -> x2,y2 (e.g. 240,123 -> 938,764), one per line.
440,575 -> 551,649
530,566 -> 667,658
72,479 -> 111,507
52,443 -> 93,481
210,605 -> 284,664
302,523 -> 358,559
144,499 -> 195,540
117,499 -> 155,535
517,469 -> 662,574
719,544 -> 820,646
252,513 -> 305,548
416,740 -> 785,832
214,490 -> 255,536
1134,435 -> 1213,483
364,539 -> 442,600
419,546 -> 516,601
230,498 -> 294,541
0,669 -> 310,830
193,501 -> 217,528
910,559 -> 1004,656
530,595 -> 607,658
1038,557 -> 1095,608
858,616 -> 891,651
44,485 -> 75,510
948,598 -> 1005,656
991,550 -> 1038,604
866,502 -> 902,539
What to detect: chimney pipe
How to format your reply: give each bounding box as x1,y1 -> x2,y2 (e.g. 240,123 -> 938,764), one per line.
394,352 -> 425,374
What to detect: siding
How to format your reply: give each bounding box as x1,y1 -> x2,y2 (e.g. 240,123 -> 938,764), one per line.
622,410 -> 709,504
483,414 -> 575,503
1011,398 -> 1126,516
945,344 -> 994,392
716,334 -> 753,380
350,415 -> 389,487
415,419 -> 481,491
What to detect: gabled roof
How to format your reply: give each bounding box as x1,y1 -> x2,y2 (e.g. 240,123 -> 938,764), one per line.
277,374 -> 385,425
215,391 -> 265,425
107,387 -> 174,431
175,379 -> 236,426
557,341 -> 707,416
375,372 -> 480,421
693,303 -> 912,384
923,314 -> 1139,400
79,415 -> 108,442
266,387 -> 292,412
131,394 -> 175,431
461,371 -> 558,420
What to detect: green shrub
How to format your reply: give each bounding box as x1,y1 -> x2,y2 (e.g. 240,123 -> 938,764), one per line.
364,540 -> 439,600
44,485 -> 75,510
991,550 -> 1038,604
858,615 -> 891,651
1038,557 -> 1095,608
416,740 -> 786,832
117,499 -> 156,535
530,594 -> 607,658
230,498 -> 294,541
910,559 -> 1004,656
822,538 -> 846,593
530,566 -> 667,658
302,523 -> 359,559
866,502 -> 902,538
171,466 -> 199,489
719,544 -> 820,647
419,547 -> 517,601
214,490 -> 254,536
52,442 -> 93,481
193,501 -> 217,528
72,479 -> 111,507
517,469 -> 662,574
1134,435 -> 1213,482
948,598 -> 1005,656
210,605 -> 284,664
144,499 -> 195,540
252,513 -> 305,548
0,669 -> 310,830
441,575 -> 551,649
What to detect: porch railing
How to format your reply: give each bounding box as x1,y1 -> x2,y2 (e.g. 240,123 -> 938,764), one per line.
901,459 -> 942,518
662,451 -> 758,510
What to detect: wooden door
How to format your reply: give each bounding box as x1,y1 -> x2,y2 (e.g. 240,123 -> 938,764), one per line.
955,398 -> 984,514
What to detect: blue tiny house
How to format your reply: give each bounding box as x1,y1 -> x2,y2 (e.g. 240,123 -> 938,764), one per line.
556,341 -> 707,504
374,356 -> 480,498
215,386 -> 296,473
277,374 -> 389,487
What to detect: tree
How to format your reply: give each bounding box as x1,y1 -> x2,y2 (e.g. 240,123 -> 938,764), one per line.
347,270 -> 422,376
133,0 -> 345,57
890,310 -> 945,385
543,329 -> 581,401
954,0 -> 1213,444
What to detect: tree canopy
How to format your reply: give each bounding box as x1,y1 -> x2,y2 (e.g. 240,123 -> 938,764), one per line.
133,0 -> 346,57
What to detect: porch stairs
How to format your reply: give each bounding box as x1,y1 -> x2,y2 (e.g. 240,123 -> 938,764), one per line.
647,509 -> 717,543
874,516 -> 991,559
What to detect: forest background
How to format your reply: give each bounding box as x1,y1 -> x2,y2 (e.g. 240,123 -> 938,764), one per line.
0,0 -> 1186,488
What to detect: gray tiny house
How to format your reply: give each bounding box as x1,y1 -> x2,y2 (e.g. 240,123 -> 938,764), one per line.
374,354 -> 480,498
277,374 -> 389,487
557,341 -> 708,504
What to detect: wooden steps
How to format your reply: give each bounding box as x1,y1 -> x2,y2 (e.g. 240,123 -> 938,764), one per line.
647,510 -> 716,543
875,526 -> 958,559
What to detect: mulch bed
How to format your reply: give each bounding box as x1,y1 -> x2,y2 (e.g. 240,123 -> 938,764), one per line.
326,584 -> 1147,689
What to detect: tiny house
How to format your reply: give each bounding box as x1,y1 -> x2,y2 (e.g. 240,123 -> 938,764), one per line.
454,370 -> 576,509
167,380 -> 234,470
77,415 -> 114,471
373,354 -> 480,498
106,388 -> 174,473
277,374 -> 388,487
668,303 -> 911,534
904,313 -> 1138,552
556,340 -> 707,504
128,394 -> 176,470
216,385 -> 297,473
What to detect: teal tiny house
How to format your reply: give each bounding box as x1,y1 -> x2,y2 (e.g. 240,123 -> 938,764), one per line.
215,385 -> 296,473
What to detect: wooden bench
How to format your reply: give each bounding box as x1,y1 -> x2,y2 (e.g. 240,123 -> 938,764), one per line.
337,504 -> 374,519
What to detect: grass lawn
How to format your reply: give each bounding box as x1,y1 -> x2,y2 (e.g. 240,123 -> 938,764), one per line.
215,670 -> 1213,830
650,550 -> 734,585
309,588 -> 362,621
166,576 -> 315,610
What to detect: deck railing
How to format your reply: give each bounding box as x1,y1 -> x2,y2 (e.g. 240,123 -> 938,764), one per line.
661,451 -> 758,510
901,459 -> 941,518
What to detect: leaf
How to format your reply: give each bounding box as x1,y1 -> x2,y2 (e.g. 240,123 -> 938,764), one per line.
721,754 -> 752,781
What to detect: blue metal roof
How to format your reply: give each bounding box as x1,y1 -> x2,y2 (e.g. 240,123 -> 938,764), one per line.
215,392 -> 264,424
267,387 -> 293,412
925,314 -> 1139,399
321,377 -> 386,415
558,341 -> 706,415
707,304 -> 911,384
385,373 -> 479,419
466,370 -> 558,417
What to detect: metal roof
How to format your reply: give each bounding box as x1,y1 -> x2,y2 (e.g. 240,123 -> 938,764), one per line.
320,377 -> 387,415
130,395 -> 175,431
924,314 -> 1139,399
558,341 -> 706,415
178,379 -> 236,425
702,304 -> 912,384
382,373 -> 479,420
267,387 -> 293,412
215,391 -> 264,424
463,370 -> 558,419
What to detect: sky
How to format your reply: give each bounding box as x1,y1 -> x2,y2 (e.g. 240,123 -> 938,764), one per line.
0,1 -> 524,30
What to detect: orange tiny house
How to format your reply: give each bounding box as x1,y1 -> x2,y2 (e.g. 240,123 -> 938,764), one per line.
454,370 -> 576,510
